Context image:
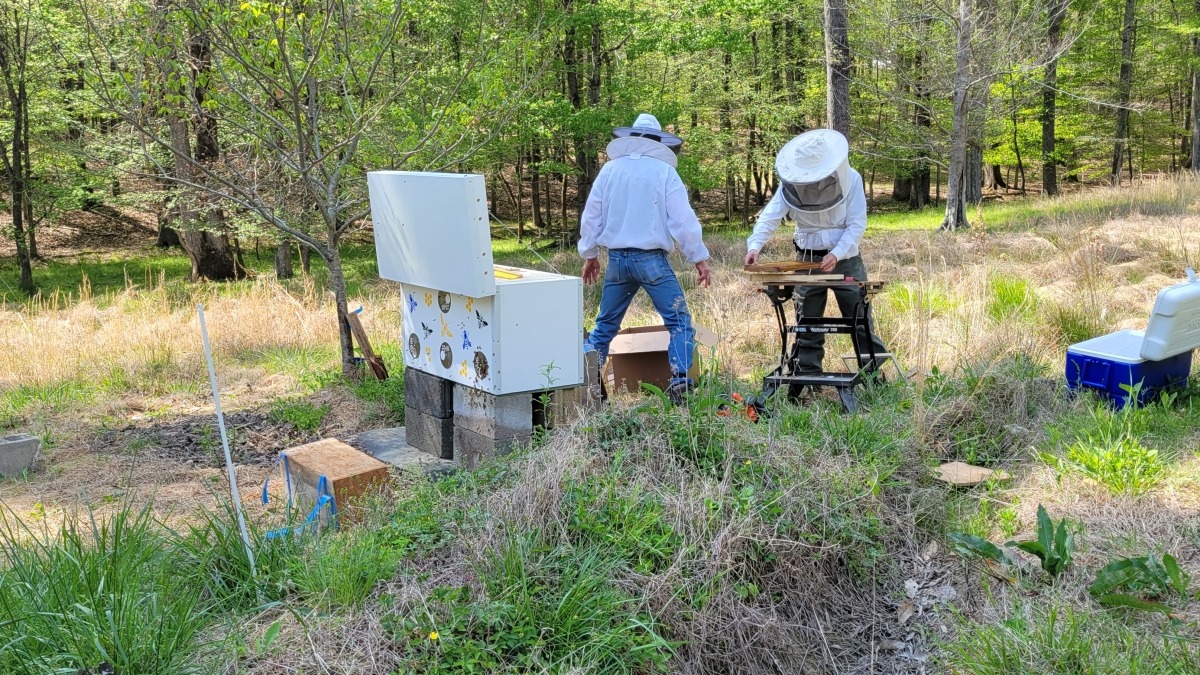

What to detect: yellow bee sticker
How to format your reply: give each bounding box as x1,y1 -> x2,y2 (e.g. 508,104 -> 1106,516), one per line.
424,292 -> 433,307
440,315 -> 453,338
459,360 -> 469,377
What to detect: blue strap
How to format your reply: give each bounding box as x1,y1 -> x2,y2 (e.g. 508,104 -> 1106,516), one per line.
265,472 -> 338,540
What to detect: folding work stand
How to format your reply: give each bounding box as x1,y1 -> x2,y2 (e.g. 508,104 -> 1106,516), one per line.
755,279 -> 887,413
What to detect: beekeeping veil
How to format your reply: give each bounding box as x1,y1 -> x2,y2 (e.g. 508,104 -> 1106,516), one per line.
606,113 -> 682,168
775,129 -> 851,213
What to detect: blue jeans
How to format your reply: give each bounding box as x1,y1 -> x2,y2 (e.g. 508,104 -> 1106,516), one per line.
586,249 -> 695,381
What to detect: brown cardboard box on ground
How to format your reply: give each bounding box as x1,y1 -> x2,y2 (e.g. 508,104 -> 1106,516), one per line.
602,324 -> 719,394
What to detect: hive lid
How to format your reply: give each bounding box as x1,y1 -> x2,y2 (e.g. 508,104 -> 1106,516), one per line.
1140,273 -> 1200,360
369,171 -> 497,298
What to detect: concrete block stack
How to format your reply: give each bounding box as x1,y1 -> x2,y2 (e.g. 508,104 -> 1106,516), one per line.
404,368 -> 455,459
453,386 -> 534,470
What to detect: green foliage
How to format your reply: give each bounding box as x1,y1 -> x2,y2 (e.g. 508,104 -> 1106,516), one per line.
287,528 -> 398,609
986,274 -> 1039,322
563,478 -> 683,574
268,396 -> 330,432
945,602 -> 1200,674
1064,434 -> 1164,496
1006,505 -> 1074,577
1044,390 -> 1170,496
0,505 -> 213,674
949,532 -> 1009,566
388,535 -> 673,673
1089,553 -> 1194,617
348,344 -> 406,422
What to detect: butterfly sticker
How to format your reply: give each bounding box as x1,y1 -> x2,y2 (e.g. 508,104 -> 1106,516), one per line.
458,360 -> 469,378
465,297 -> 474,313
475,310 -> 489,329
440,315 -> 453,338
424,292 -> 433,307
420,322 -> 434,339
461,330 -> 472,351
407,293 -> 418,313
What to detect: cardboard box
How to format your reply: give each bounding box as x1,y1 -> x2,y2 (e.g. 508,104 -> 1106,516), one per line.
282,439 -> 391,525
603,324 -> 718,394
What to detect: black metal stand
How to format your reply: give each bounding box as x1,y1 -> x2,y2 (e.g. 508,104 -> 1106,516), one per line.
757,282 -> 883,414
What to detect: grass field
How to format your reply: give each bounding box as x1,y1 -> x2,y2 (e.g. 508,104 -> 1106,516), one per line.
1,181 -> 1198,673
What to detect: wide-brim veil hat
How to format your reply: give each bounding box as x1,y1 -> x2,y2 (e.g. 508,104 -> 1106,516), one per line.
606,113 -> 681,167
775,129 -> 851,212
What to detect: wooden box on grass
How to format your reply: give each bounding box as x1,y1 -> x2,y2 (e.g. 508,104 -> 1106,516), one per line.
283,438 -> 390,525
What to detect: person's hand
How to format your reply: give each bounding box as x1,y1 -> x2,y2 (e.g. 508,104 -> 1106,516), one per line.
582,258 -> 600,285
696,260 -> 712,287
744,249 -> 759,266
820,253 -> 838,273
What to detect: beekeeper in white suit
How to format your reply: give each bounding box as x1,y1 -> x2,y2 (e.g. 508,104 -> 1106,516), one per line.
579,113 -> 711,402
744,128 -> 888,374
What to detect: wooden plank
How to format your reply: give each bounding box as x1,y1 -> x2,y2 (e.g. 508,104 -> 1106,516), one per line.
743,260 -> 823,273
347,308 -> 389,381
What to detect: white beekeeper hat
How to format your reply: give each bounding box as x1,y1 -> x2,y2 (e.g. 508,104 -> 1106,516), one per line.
775,129 -> 851,212
607,113 -> 682,167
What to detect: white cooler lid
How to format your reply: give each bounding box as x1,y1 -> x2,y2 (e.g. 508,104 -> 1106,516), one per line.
1068,329 -> 1146,364
1140,273 -> 1200,360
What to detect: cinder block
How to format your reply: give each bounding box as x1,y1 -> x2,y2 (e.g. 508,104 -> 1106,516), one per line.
404,406 -> 454,459
281,438 -> 390,524
405,367 -> 454,419
453,386 -> 533,439
548,349 -> 601,428
454,426 -> 530,471
0,434 -> 41,478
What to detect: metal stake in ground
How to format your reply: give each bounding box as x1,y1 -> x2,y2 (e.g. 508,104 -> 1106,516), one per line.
197,304 -> 258,581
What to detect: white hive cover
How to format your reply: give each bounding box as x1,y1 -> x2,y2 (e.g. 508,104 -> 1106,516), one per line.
368,171 -> 497,298
1140,273 -> 1200,361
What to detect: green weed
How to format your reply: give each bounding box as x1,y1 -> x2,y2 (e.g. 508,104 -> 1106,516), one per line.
268,397 -> 331,432
389,535 -> 673,673
288,528 -> 398,609
1006,505 -> 1075,577
1089,552 -> 1194,618
0,505 -> 214,674
987,274 -> 1039,322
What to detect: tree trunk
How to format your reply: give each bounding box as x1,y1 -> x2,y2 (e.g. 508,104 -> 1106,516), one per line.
966,144 -> 983,205
893,176 -> 910,202
1111,0 -> 1136,186
824,0 -> 851,138
1041,0 -> 1065,194
722,49 -> 733,223
3,65 -> 34,293
325,248 -> 357,378
909,167 -> 930,210
300,244 -> 312,275
275,240 -> 294,280
530,145 -> 543,229
516,155 -> 525,241
942,0 -> 973,231
909,23 -> 932,210
156,203 -> 182,247
1192,0 -> 1200,172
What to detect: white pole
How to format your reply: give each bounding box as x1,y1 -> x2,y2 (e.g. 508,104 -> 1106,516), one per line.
197,304 -> 258,579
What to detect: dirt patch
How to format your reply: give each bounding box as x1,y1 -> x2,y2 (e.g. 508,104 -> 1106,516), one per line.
95,409 -> 316,469
0,205 -> 159,261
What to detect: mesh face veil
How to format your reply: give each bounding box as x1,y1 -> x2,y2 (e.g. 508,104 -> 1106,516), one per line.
774,130 -> 851,214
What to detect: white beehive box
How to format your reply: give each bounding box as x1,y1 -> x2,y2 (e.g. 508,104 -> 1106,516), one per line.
368,171 -> 584,394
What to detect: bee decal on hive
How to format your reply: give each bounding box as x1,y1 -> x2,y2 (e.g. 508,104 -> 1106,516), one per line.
407,333 -> 420,358
439,342 -> 453,368
473,350 -> 490,380
459,360 -> 469,378
475,310 -> 489,329
465,297 -> 474,313
462,330 -> 472,351
440,315 -> 453,338
438,292 -> 452,313
424,292 -> 433,307
407,293 -> 418,313
420,322 -> 434,339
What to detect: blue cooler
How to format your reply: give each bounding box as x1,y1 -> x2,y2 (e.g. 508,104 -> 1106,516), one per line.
1066,270 -> 1200,407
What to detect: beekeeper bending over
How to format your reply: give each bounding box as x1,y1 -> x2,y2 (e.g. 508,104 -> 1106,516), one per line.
744,129 -> 888,374
579,113 -> 711,402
